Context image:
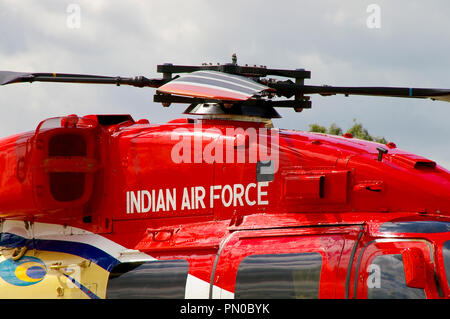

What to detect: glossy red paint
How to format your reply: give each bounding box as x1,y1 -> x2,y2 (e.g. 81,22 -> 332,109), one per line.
0,113 -> 450,299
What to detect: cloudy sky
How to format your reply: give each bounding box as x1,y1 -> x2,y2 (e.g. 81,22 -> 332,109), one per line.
0,0 -> 449,168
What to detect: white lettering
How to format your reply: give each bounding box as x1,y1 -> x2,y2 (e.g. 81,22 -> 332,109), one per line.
257,182 -> 269,205
193,126 -> 203,163
224,303 -> 270,314
169,124 -> 280,170
141,190 -> 151,213
125,182 -> 270,215
203,128 -> 223,164
195,186 -> 206,209
366,4 -> 381,29
245,183 -> 256,206
152,189 -> 156,211
171,129 -> 191,163
210,185 -> 222,208
166,188 -> 176,211
221,185 -> 233,207
181,187 -> 191,210
126,191 -> 130,214
233,184 -> 244,206
66,4 -> 81,29
180,303 -> 215,316
131,191 -> 140,213
367,264 -> 381,288
156,189 -> 165,212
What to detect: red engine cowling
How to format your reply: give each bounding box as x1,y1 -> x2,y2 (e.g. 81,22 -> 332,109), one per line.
0,115 -> 105,220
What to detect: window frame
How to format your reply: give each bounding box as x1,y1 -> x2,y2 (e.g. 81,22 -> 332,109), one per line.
442,240 -> 450,290
354,239 -> 439,299
211,225 -> 363,299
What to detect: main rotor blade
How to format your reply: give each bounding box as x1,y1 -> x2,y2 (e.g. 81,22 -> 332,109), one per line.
157,70 -> 271,101
270,82 -> 450,102
0,71 -> 166,88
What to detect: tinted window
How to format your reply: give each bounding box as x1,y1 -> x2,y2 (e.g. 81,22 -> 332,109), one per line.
107,259 -> 189,299
235,253 -> 322,299
367,254 -> 425,299
443,241 -> 450,288
379,221 -> 450,234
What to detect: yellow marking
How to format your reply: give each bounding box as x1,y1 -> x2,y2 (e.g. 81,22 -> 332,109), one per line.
15,262 -> 44,282
0,251 -> 109,299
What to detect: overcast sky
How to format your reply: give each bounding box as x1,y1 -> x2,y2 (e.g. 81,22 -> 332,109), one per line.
0,0 -> 449,168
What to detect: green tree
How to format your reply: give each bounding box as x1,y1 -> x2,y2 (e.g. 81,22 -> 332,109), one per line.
308,123 -> 327,133
308,119 -> 387,144
327,123 -> 343,136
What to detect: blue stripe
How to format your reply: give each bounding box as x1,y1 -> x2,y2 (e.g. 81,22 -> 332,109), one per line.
0,233 -> 119,271
0,232 -> 29,248
62,273 -> 100,299
409,88 -> 413,96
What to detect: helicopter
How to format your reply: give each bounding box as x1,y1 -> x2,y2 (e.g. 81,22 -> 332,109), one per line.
0,54 -> 449,300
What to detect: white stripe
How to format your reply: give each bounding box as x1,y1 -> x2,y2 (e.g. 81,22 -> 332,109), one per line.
4,221 -> 155,262
211,285 -> 235,299
1,220 -> 32,239
160,81 -> 252,99
194,71 -> 268,90
185,274 -> 210,298
179,74 -> 256,94
184,274 -> 236,299
184,72 -> 267,92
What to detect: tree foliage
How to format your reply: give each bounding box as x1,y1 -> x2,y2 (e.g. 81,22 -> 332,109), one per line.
308,119 -> 387,144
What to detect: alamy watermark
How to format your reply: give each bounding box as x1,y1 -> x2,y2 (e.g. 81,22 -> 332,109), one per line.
170,123 -> 280,175
367,264 -> 381,289
66,3 -> 81,29
366,4 -> 381,29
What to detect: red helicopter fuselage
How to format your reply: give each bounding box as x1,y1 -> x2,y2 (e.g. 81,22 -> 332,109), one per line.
0,113 -> 449,299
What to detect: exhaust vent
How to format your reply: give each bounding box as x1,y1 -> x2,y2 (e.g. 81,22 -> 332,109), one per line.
49,134 -> 86,157
47,133 -> 89,202
390,153 -> 436,170
413,161 -> 436,169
